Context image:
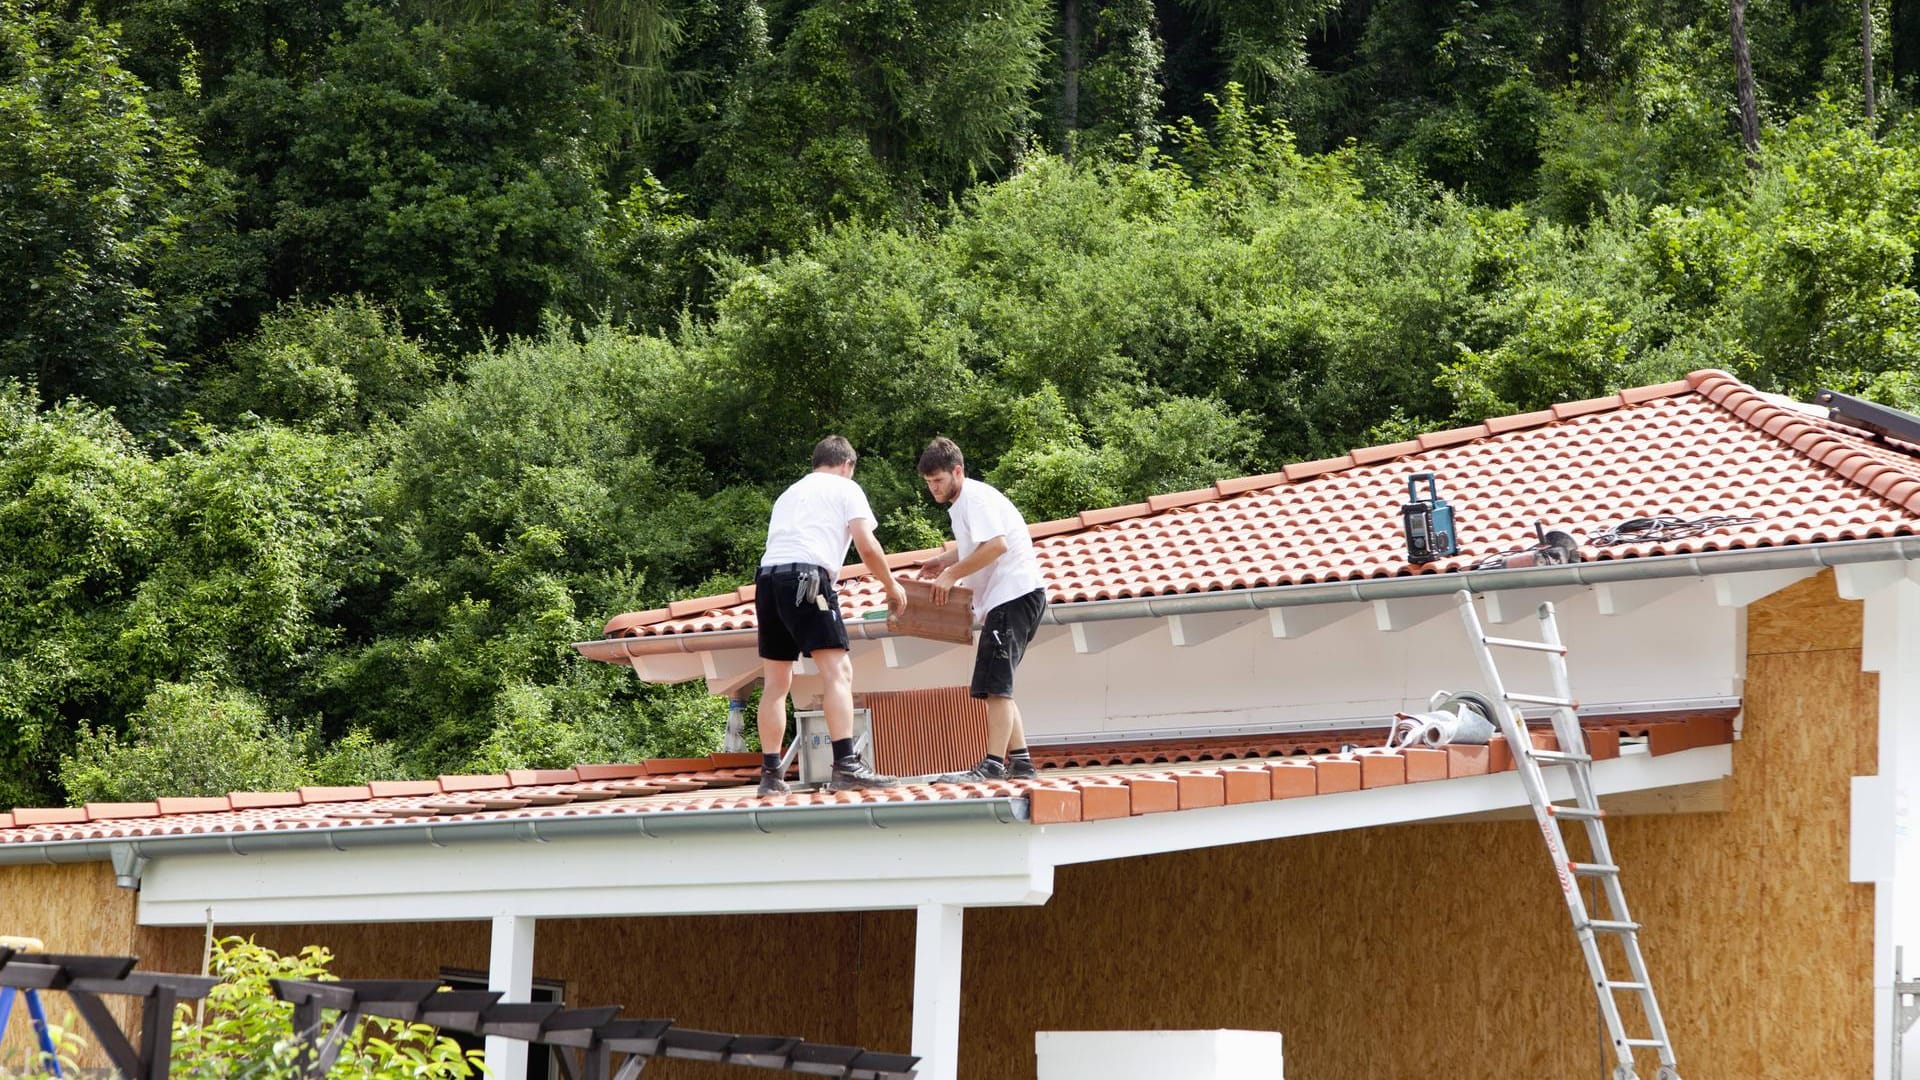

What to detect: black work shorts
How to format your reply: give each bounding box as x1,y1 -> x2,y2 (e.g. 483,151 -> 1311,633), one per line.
755,564 -> 849,661
970,588 -> 1047,699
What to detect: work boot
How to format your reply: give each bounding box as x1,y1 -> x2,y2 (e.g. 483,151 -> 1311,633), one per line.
757,769 -> 791,797
936,756 -> 1009,783
829,755 -> 899,790
1006,754 -> 1038,780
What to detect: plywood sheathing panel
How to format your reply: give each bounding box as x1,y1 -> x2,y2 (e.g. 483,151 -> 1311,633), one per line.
0,863 -> 140,1069
1746,568 -> 1863,655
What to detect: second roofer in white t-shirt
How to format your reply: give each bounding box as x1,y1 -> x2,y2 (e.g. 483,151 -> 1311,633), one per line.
914,437 -> 1047,783
753,435 -> 907,796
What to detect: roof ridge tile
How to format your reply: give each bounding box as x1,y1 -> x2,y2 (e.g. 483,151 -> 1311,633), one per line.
1415,424 -> 1491,451
227,791 -> 301,810
299,785 -> 372,804
1214,471 -> 1288,497
85,801 -> 161,821
1550,394 -> 1625,420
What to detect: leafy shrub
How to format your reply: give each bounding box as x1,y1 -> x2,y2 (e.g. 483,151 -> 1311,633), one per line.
173,937 -> 482,1078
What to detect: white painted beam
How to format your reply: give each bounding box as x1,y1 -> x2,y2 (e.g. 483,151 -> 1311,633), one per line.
911,904 -> 965,1080
486,915 -> 536,1080
1372,594 -> 1454,633
1712,567 -> 1818,608
1837,560 -> 1914,601
1483,587 -> 1580,625
1168,610 -> 1262,648
1070,619 -> 1158,655
1860,577 -> 1920,1080
1595,578 -> 1686,617
883,636 -> 955,670
1267,604 -> 1357,639
629,652 -> 705,684
136,822 -> 1051,926
702,650 -> 762,697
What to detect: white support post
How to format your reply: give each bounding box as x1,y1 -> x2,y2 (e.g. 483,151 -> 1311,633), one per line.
486,915 -> 537,1080
911,903 -> 965,1080
1859,577 -> 1920,1080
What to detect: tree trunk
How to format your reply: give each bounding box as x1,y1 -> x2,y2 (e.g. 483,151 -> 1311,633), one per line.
1864,0 -> 1878,123
1731,0 -> 1762,168
1061,0 -> 1081,159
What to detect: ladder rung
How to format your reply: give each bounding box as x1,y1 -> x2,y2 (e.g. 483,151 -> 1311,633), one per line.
1584,919 -> 1641,933
1605,981 -> 1649,992
1571,862 -> 1619,876
1529,749 -> 1592,765
1482,635 -> 1567,654
1547,805 -> 1605,820
1507,692 -> 1578,707
1623,1038 -> 1668,1048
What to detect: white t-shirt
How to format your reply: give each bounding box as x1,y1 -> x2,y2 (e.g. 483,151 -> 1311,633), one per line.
947,477 -> 1043,619
760,471 -> 876,578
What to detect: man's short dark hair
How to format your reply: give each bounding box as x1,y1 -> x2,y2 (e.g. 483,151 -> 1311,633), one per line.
812,435 -> 857,468
918,437 -> 964,475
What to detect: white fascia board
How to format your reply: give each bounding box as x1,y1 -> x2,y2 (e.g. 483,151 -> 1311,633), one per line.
136,819 -> 1051,927
1032,744 -> 1733,867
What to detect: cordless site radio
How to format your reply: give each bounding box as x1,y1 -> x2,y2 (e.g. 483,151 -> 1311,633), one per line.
1401,472 -> 1459,564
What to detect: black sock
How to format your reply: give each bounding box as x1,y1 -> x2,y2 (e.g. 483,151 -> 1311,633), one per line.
1008,747 -> 1031,761
832,737 -> 855,761
762,753 -> 780,772
987,754 -> 1007,767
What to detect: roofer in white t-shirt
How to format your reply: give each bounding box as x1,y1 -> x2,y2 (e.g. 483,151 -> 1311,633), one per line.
914,436 -> 1047,783
753,435 -> 908,796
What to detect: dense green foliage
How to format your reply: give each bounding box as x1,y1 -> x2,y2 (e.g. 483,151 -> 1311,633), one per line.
4,0 -> 1920,808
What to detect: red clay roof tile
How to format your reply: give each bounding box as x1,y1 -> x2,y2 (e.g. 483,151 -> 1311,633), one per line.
1416,425 -> 1490,451
437,773 -> 512,793
85,802 -> 160,821
367,780 -> 442,798
156,796 -> 231,814
228,791 -> 301,810
299,786 -> 372,804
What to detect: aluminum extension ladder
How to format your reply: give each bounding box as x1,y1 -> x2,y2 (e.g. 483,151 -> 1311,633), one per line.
1453,590 -> 1681,1080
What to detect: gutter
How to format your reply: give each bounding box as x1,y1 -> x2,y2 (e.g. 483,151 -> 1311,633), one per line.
0,798 -> 1030,878
576,535 -> 1920,660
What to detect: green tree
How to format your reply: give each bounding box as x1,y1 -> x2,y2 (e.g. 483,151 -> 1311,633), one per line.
201,1 -> 612,348
0,2 -> 202,424
59,682 -> 308,803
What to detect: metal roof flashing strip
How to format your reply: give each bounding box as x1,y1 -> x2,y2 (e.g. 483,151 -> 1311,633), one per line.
0,798 -> 1029,875
576,535 -> 1920,659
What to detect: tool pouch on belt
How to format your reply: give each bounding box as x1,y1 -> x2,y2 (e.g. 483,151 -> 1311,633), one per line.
794,567 -> 824,609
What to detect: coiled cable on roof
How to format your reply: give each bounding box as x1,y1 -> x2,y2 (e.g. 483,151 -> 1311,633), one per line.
1586,513 -> 1761,546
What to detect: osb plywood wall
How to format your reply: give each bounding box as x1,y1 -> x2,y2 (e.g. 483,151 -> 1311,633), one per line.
0,573 -> 1875,1080
0,862 -> 142,1069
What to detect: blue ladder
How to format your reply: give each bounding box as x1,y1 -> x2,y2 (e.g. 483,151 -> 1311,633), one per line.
0,984 -> 65,1076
